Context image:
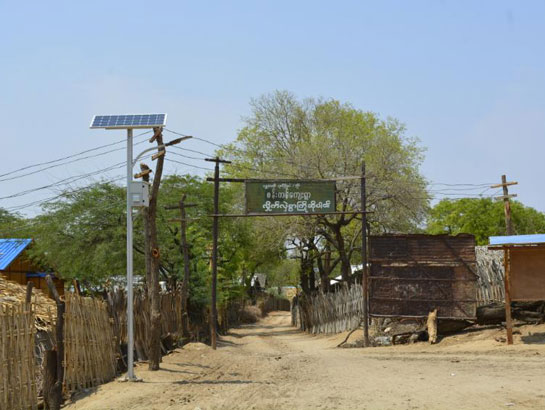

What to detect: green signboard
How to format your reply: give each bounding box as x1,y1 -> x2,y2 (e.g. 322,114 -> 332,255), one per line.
245,180 -> 336,215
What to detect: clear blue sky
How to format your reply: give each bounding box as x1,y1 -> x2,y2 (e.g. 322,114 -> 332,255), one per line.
1,1 -> 544,214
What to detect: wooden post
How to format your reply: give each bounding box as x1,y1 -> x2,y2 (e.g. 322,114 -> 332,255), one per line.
165,197 -> 198,340
491,176 -> 517,235
502,175 -> 514,235
44,275 -> 65,410
204,157 -> 231,349
503,248 -> 514,345
211,159 -> 219,349
142,127 -> 166,371
361,162 -> 370,347
179,195 -> 196,339
25,281 -> 34,305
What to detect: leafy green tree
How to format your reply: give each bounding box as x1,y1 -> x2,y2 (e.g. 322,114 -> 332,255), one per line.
0,208 -> 22,234
426,198 -> 545,245
222,90 -> 428,288
266,259 -> 299,288
25,182 -> 131,285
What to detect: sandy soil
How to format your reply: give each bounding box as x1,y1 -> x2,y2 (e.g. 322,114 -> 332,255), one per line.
65,312 -> 545,410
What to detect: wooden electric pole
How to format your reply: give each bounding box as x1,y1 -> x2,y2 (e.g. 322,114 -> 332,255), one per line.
490,175 -> 518,345
166,195 -> 197,339
491,175 -> 518,236
205,156 -> 231,349
360,162 -> 370,347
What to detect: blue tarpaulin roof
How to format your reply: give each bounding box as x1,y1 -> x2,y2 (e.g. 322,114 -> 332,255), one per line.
0,239 -> 32,270
489,234 -> 545,246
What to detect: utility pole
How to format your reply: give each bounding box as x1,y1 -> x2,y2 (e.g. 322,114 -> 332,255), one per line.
491,176 -> 518,235
166,194 -> 197,339
204,156 -> 231,349
360,162 -> 369,347
491,175 -> 518,345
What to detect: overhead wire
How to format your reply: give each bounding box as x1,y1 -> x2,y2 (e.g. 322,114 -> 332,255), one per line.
4,152 -> 157,211
164,128 -> 223,148
0,162 -> 127,200
0,131 -> 152,183
165,158 -> 215,172
0,123 -> 513,217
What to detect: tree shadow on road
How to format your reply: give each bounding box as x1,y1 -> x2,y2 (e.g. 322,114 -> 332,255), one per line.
173,380 -> 262,385
228,328 -> 301,338
521,332 -> 545,344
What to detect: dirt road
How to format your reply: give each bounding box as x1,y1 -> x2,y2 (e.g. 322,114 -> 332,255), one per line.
66,312 -> 545,410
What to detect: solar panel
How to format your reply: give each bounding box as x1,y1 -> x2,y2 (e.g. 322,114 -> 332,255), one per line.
90,114 -> 167,129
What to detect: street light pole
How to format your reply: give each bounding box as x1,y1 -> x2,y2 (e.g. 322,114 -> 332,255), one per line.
126,128 -> 136,380
90,114 -> 171,381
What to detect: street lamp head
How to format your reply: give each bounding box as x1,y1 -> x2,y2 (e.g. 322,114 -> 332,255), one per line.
165,136 -> 192,146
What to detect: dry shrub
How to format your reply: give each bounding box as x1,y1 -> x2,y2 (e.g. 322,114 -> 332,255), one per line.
239,305 -> 262,324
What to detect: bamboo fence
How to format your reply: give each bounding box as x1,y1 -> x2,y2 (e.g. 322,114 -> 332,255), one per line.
63,293 -> 117,392
0,302 -> 37,410
475,246 -> 505,304
294,284 -> 364,334
106,288 -> 183,361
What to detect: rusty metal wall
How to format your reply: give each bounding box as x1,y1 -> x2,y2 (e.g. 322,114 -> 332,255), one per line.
369,234 -> 478,319
510,247 -> 545,301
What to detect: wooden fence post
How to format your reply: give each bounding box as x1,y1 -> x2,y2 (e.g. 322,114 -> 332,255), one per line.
44,275 -> 65,410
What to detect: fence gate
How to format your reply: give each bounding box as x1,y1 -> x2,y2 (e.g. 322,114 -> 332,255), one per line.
369,234 -> 478,320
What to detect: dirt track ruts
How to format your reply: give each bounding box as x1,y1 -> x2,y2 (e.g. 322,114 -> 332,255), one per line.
65,311 -> 545,410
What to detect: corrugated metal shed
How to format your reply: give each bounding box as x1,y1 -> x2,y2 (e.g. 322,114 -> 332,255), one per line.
489,234 -> 545,246
0,239 -> 32,270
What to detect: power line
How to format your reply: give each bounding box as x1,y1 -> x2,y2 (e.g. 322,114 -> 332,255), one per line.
6,175 -> 126,212
428,182 -> 495,187
0,162 -> 126,200
169,151 -> 207,161
3,152 -> 157,210
0,131 -> 151,183
165,158 -> 214,172
173,146 -> 215,157
164,128 -> 223,148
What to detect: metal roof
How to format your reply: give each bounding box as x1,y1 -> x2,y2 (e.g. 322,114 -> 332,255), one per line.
0,239 -> 32,270
489,234 -> 545,247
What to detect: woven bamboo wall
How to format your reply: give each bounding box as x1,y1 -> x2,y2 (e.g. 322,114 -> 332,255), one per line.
63,293 -> 117,392
0,303 -> 37,410
294,284 -> 364,334
475,246 -> 505,304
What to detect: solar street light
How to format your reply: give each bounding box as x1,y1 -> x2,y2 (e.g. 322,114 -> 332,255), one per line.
90,113 -> 167,381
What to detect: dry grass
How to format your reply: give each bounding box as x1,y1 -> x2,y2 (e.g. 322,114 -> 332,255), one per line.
0,276 -> 55,331
238,305 -> 262,324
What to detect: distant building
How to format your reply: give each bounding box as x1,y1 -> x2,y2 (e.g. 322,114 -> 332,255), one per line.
251,273 -> 267,291
0,238 -> 64,296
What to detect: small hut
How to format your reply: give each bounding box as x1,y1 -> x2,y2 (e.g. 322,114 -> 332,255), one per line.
0,238 -> 64,296
489,234 -> 545,344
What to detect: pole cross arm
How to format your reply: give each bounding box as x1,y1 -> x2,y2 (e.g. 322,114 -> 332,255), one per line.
491,181 -> 518,189
495,194 -> 517,201
134,169 -> 152,179
152,150 -> 166,161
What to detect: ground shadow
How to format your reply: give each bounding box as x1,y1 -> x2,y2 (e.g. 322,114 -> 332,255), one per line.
173,362 -> 212,370
172,380 -> 262,385
160,368 -> 201,375
228,329 -> 301,338
69,387 -> 99,402
521,332 -> 545,344
217,339 -> 237,346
